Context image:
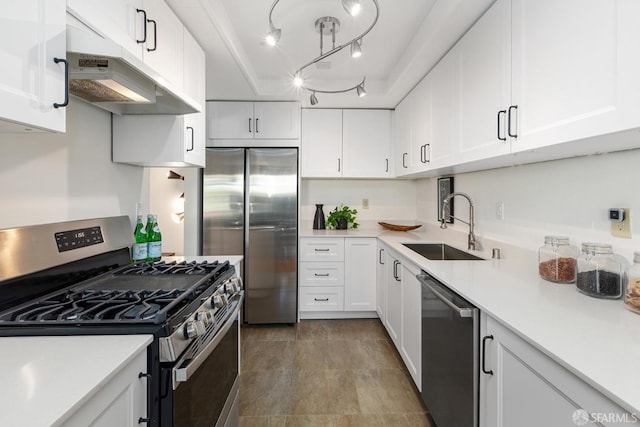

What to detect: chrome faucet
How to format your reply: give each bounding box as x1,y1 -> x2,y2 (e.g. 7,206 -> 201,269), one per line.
440,192 -> 477,251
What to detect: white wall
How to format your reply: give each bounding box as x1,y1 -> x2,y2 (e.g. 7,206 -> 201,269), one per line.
0,100 -> 147,230
416,148 -> 640,261
301,179 -> 417,229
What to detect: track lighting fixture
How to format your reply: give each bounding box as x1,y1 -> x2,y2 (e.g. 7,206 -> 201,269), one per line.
167,170 -> 184,180
265,0 -> 379,105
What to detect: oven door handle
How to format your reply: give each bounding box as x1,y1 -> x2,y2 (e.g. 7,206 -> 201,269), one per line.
173,295 -> 242,387
417,274 -> 474,318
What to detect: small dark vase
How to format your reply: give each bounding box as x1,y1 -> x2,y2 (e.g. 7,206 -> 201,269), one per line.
313,204 -> 326,230
336,217 -> 348,230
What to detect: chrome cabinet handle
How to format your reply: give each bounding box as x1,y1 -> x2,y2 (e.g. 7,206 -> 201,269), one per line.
393,260 -> 401,281
314,248 -> 330,252
424,144 -> 430,163
146,19 -> 157,52
186,126 -> 194,151
314,273 -> 330,277
249,118 -> 252,133
379,248 -> 384,265
482,335 -> 494,375
255,118 -> 259,133
135,9 -> 147,43
402,153 -> 407,169
314,297 -> 329,302
338,158 -> 341,172
507,105 -> 518,138
385,158 -> 389,173
497,110 -> 507,141
53,58 -> 69,108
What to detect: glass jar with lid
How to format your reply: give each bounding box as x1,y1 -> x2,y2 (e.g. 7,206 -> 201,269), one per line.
576,243 -> 623,298
625,251 -> 640,313
538,236 -> 579,283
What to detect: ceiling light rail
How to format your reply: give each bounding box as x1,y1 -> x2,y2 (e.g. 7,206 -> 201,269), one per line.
266,0 -> 379,105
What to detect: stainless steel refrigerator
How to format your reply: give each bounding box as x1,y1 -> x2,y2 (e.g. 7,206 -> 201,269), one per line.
202,148 -> 298,324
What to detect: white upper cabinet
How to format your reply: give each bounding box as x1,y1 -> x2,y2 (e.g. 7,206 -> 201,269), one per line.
302,109 -> 392,178
0,0 -> 67,133
208,101 -> 300,143
408,77 -> 431,172
301,109 -> 343,178
456,0 -> 511,164
67,0 -> 143,61
342,110 -> 392,178
393,97 -> 413,175
428,51 -> 457,169
253,102 -> 300,139
510,0 -> 640,153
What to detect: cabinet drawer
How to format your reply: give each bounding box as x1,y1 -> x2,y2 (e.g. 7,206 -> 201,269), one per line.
300,238 -> 344,261
300,287 -> 344,311
300,262 -> 344,287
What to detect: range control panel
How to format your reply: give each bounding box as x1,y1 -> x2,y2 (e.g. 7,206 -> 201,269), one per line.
55,226 -> 104,252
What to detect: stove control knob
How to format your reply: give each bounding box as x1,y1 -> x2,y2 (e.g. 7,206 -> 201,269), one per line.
183,320 -> 205,339
196,311 -> 213,327
211,295 -> 225,309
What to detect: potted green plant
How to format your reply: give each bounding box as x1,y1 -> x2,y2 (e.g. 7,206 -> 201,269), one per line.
326,204 -> 359,230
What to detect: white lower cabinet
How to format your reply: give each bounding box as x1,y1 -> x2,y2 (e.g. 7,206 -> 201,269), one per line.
299,237 -> 376,316
382,248 -> 421,390
62,350 -> 148,427
375,242 -> 387,323
481,313 -> 632,427
400,261 -> 421,390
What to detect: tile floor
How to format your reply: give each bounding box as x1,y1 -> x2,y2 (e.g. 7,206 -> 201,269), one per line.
239,319 -> 431,427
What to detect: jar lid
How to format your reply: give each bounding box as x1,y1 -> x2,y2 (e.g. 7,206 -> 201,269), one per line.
581,242 -> 613,254
544,235 -> 570,245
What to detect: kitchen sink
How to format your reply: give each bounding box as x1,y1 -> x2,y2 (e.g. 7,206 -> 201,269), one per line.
403,243 -> 485,261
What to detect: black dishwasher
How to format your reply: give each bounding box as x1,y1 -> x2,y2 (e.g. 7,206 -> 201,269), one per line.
417,271 -> 479,427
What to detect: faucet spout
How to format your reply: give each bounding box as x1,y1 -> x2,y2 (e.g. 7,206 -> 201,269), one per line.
440,192 -> 477,251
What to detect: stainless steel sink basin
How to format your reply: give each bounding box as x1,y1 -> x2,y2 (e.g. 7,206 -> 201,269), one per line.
403,243 -> 485,261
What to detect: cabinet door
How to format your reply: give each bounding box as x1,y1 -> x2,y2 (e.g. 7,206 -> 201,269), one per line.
344,238 -> 377,311
400,262 -> 421,389
511,0 -> 640,153
428,50 -> 458,169
342,110 -> 391,178
0,0 -> 66,133
141,0 -> 184,90
409,77 -> 431,172
208,101 -> 254,139
254,102 -> 300,139
482,315 -> 631,427
394,97 -> 412,176
183,28 -> 205,109
456,0 -> 511,164
301,109 -> 343,177
384,251 -> 402,346
183,113 -> 205,167
67,0 -> 143,61
376,244 -> 386,322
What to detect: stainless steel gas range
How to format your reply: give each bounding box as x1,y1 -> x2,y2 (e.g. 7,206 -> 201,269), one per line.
0,216 -> 243,427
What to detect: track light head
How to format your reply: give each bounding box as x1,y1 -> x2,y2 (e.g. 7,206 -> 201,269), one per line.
265,27 -> 282,46
350,39 -> 362,58
310,92 -> 319,105
342,0 -> 362,16
167,170 -> 184,180
356,82 -> 366,97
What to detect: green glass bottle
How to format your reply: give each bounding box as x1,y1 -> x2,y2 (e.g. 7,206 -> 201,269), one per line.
132,215 -> 148,263
147,214 -> 162,262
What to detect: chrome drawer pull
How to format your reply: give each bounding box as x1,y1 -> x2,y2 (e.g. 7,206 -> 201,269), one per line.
314,248 -> 330,252
314,273 -> 330,277
314,297 -> 329,302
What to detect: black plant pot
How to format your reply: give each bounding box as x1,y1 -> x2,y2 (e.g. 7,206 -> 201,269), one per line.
336,217 -> 348,230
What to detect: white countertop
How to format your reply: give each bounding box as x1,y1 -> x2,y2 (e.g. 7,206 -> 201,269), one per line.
377,232 -> 640,414
0,334 -> 152,427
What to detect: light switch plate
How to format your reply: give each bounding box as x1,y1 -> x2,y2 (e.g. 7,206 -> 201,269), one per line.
611,208 -> 631,238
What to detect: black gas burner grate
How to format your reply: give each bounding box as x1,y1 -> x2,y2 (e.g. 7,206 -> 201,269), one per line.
120,260 -> 222,276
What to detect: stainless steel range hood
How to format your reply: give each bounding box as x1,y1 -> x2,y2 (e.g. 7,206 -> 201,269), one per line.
66,25 -> 201,115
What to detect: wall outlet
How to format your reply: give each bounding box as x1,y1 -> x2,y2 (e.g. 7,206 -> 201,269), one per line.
611,208 -> 631,238
362,198 -> 369,209
495,202 -> 504,220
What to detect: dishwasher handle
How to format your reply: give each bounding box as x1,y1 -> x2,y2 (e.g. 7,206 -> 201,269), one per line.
417,274 -> 474,318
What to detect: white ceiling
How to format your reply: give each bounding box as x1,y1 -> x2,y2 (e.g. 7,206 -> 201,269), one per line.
167,0 -> 495,108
